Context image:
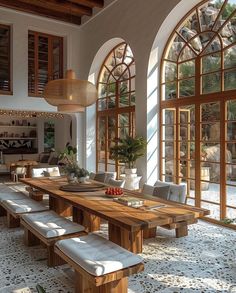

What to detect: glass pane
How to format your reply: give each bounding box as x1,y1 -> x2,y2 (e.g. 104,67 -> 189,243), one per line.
163,82 -> 177,100
107,83 -> 116,96
227,144 -> 236,162
44,121 -> 55,152
98,117 -> 106,139
201,201 -> 220,220
119,127 -> 129,139
204,36 -> 222,54
107,164 -> 116,172
179,61 -> 195,79
201,103 -> 220,122
201,143 -> 220,163
227,122 -> 236,140
52,38 -> 61,79
180,142 -> 190,159
226,164 -> 236,183
98,83 -> 106,98
202,72 -> 221,94
130,94 -> 135,106
227,100 -> 236,120
224,45 -> 236,69
226,207 -> 236,221
130,77 -> 135,92
187,197 -> 195,206
162,142 -> 175,159
119,94 -> 129,107
97,98 -> 106,111
163,109 -> 175,125
201,183 -> 220,203
119,80 -> 129,94
98,163 -> 105,172
163,125 -> 175,141
167,34 -> 185,61
202,53 -> 221,74
224,70 -> 236,91
179,78 -> 195,97
107,97 -> 116,108
201,123 -> 220,141
164,61 -> 177,82
201,162 -> 220,183
227,186 -> 236,207
28,33 -> 35,94
179,46 -> 196,62
119,113 -> 129,127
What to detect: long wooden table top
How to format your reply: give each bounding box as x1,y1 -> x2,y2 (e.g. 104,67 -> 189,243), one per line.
20,177 -> 209,232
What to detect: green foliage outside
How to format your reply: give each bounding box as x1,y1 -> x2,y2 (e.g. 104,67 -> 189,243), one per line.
36,285 -> 46,293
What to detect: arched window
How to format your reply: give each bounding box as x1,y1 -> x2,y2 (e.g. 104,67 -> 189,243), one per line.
161,0 -> 236,224
96,43 -> 135,174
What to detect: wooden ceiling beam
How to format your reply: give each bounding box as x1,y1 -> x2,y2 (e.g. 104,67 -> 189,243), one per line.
68,0 -> 104,8
14,0 -> 92,17
0,0 -> 81,25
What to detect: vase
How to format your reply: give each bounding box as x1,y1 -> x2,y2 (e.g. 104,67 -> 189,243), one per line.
67,173 -> 77,183
78,177 -> 86,183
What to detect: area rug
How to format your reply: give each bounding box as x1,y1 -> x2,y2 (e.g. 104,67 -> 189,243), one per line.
0,182 -> 236,292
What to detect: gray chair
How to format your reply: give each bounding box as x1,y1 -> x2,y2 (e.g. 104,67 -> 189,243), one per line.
108,178 -> 125,188
90,171 -> 116,183
142,183 -> 170,200
154,180 -> 187,203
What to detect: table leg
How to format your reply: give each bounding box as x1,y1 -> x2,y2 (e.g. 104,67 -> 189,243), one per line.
108,223 -> 143,253
0,205 -> 6,217
49,196 -> 72,217
73,207 -> 100,232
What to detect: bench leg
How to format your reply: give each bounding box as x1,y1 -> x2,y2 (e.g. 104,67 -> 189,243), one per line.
7,212 -> 20,228
108,223 -> 143,253
176,224 -> 188,238
0,205 -> 6,217
24,228 -> 40,246
47,246 -> 66,267
143,227 -> 156,239
75,271 -> 128,293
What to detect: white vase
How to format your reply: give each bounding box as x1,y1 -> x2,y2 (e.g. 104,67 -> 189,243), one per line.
67,173 -> 77,183
78,177 -> 86,183
125,168 -> 137,175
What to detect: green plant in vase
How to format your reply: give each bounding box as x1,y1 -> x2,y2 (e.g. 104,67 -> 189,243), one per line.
110,135 -> 147,174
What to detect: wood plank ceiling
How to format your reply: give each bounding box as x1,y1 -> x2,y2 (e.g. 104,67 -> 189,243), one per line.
0,0 -> 104,25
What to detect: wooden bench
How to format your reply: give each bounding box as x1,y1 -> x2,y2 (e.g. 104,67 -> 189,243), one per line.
1,198 -> 48,228
0,191 -> 27,217
21,210 -> 86,267
55,234 -> 144,293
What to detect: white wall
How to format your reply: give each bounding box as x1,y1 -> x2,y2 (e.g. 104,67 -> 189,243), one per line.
79,0 -> 202,182
0,7 -> 80,112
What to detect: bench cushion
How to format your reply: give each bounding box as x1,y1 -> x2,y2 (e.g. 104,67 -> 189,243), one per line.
1,198 -> 48,214
0,192 -> 27,202
56,234 -> 142,276
22,210 -> 85,238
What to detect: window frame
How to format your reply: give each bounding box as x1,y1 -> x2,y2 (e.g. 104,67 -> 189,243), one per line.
28,30 -> 63,97
160,0 -> 236,228
0,23 -> 12,95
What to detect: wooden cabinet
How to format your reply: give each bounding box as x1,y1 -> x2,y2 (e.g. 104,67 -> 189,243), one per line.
28,31 -> 63,96
0,24 -> 11,94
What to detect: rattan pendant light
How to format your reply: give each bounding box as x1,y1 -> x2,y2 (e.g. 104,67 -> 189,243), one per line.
43,70 -> 98,112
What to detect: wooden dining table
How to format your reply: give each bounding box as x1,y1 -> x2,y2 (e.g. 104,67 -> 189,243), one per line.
20,177 -> 209,253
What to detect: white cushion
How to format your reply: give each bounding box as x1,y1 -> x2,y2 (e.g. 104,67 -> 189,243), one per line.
22,211 -> 84,238
0,192 -> 27,202
1,198 -> 48,214
31,167 -> 60,178
56,234 -> 142,276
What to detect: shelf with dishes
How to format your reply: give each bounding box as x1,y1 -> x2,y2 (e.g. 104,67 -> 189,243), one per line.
0,125 -> 37,129
0,137 -> 37,140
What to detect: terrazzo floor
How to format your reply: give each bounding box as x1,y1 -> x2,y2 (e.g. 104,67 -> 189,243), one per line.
0,181 -> 236,292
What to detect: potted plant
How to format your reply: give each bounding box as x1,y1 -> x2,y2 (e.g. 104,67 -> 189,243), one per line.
59,144 -> 89,183
110,135 -> 147,174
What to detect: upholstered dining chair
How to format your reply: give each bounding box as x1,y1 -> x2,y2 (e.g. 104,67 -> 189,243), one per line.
142,183 -> 170,200
108,178 -> 125,188
154,180 -> 187,203
11,166 -> 26,182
